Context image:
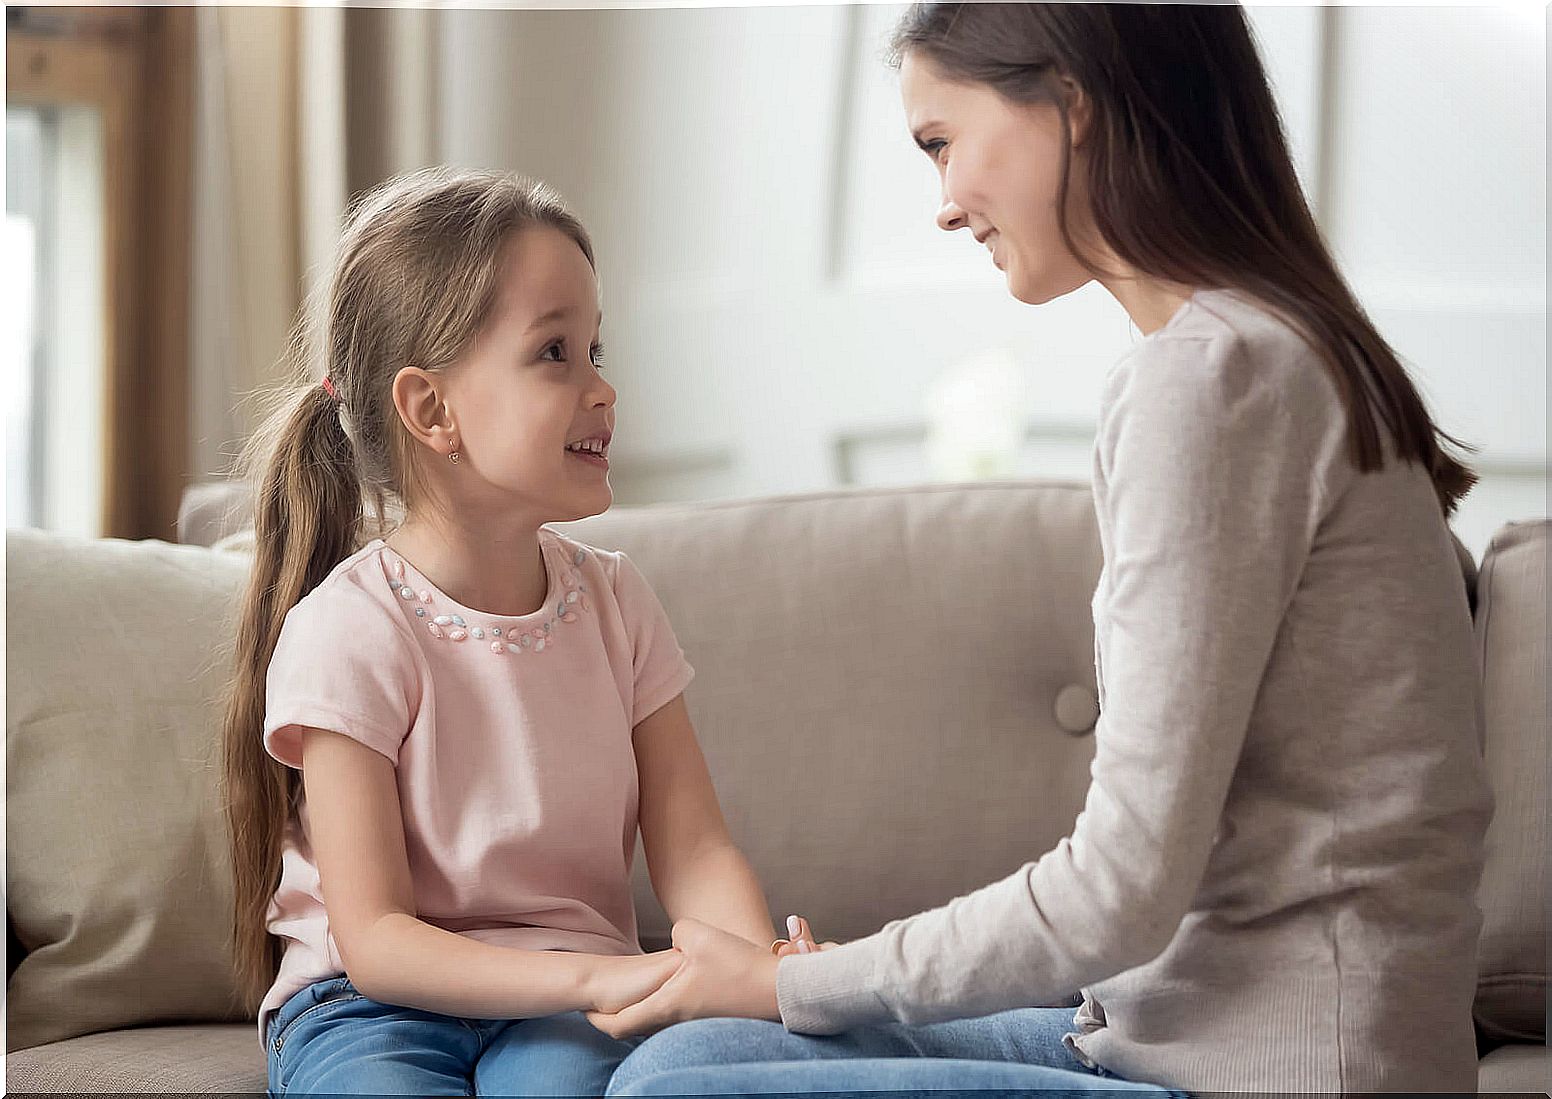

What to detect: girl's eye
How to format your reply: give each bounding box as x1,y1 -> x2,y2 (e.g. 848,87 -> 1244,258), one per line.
538,339 -> 605,370
922,139 -> 947,161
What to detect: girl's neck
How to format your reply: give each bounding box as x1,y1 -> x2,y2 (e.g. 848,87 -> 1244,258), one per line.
384,516 -> 550,618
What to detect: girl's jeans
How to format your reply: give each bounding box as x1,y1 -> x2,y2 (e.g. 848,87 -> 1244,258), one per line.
605,1008 -> 1189,1097
265,975 -> 643,1096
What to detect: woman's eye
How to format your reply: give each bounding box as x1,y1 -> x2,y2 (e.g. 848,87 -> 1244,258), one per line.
922,139 -> 947,161
540,341 -> 565,362
590,342 -> 606,370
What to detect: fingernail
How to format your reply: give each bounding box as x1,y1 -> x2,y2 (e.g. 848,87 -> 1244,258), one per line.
787,915 -> 801,937
797,939 -> 812,953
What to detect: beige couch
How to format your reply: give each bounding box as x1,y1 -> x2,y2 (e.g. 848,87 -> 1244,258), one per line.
7,481 -> 1547,1093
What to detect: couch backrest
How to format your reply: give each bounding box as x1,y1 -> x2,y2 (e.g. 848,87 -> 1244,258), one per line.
7,483 -> 1542,1054
553,483 -> 1108,948
1470,519 -> 1549,1046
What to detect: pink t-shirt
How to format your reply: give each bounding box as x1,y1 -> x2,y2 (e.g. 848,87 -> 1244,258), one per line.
255,529 -> 694,1042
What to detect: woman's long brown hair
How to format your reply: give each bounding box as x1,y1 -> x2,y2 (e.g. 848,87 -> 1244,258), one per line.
218,168 -> 594,1016
890,2 -> 1475,513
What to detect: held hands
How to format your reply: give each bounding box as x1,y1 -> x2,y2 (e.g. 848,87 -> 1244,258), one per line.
586,915 -> 833,1039
770,914 -> 840,958
587,949 -> 685,1016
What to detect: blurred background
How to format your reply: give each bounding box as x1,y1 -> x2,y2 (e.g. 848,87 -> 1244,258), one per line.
6,3 -> 1546,559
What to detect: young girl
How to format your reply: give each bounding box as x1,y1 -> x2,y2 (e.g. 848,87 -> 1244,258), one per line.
219,167 -> 793,1097
594,4 -> 1493,1096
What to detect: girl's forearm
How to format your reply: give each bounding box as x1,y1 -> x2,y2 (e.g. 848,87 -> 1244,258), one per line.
657,843 -> 778,946
345,912 -> 602,1018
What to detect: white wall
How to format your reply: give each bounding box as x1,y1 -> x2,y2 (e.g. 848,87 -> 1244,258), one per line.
437,4 -> 1545,561
1319,5 -> 1547,560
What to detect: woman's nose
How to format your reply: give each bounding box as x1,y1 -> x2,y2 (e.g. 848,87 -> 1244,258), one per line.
590,373 -> 617,409
936,196 -> 968,233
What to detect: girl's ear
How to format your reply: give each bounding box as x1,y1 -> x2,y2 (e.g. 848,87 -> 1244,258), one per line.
392,367 -> 456,450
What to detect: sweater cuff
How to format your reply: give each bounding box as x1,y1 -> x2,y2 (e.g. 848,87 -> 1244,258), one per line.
774,937 -> 892,1034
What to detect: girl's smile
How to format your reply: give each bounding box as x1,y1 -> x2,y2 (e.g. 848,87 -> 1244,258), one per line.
565,433 -> 611,470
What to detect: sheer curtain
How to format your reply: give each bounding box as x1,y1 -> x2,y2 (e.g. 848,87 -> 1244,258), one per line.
188,5 -> 439,486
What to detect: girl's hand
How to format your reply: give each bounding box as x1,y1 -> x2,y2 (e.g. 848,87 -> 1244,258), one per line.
586,949 -> 684,1015
772,914 -> 841,957
586,918 -> 780,1038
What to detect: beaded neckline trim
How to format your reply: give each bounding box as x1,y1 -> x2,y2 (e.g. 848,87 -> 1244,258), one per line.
382,541 -> 592,656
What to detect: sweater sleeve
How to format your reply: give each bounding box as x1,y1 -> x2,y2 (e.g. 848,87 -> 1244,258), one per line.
776,329 -> 1349,1033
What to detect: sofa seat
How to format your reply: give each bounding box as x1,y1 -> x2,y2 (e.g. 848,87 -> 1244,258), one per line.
6,1027 -> 1546,1093
5,1025 -> 265,1093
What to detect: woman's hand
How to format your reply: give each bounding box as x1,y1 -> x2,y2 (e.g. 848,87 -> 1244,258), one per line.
585,949 -> 685,1015
585,918 -> 782,1038
772,914 -> 841,957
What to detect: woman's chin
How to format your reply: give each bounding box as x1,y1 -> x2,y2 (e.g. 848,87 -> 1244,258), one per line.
1006,264 -> 1083,307
1006,268 -> 1047,305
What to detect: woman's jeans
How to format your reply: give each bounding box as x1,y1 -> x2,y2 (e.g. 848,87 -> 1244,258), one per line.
265,975 -> 643,1096
606,1008 -> 1189,1097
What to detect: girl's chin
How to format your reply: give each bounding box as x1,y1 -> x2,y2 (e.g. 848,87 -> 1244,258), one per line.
570,485 -> 614,520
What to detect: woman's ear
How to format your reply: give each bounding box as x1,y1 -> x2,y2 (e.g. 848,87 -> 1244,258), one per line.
392,367 -> 456,451
1058,74 -> 1092,150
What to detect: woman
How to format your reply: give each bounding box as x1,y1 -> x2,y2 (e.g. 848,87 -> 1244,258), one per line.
593,4 -> 1493,1094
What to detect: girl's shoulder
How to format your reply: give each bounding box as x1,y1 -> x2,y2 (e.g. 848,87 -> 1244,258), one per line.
540,527 -> 628,589
280,539 -> 420,650
538,527 -> 667,616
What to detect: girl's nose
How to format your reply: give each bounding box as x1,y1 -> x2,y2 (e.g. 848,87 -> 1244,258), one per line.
936,196 -> 968,233
590,374 -> 617,409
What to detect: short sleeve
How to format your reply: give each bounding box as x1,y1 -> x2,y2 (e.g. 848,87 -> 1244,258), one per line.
262,580 -> 420,768
609,552 -> 695,727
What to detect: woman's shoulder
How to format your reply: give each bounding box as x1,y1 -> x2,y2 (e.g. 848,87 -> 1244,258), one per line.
1106,288 -> 1343,421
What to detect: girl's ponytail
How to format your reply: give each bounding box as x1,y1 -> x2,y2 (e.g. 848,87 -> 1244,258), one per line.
219,373 -> 364,1016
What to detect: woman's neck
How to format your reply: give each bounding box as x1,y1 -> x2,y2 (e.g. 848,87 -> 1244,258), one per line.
385,515 -> 550,618
1097,264 -> 1199,336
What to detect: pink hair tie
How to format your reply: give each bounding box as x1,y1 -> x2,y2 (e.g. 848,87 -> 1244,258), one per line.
321,376 -> 340,402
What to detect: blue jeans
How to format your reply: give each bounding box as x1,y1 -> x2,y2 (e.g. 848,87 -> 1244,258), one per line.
266,975 -> 643,1096
606,1009 -> 1187,1096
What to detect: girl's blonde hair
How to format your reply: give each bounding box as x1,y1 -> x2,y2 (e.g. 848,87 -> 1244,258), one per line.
218,167 -> 594,1015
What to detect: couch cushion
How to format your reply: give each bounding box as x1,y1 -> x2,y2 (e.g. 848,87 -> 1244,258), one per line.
3,1024 -> 265,1093
556,482 -> 1105,949
5,530 -> 253,1051
1476,1042 -> 1550,1094
1472,519 -> 1549,1046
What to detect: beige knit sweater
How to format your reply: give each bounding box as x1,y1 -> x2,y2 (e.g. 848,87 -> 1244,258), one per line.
775,288 -> 1493,1093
